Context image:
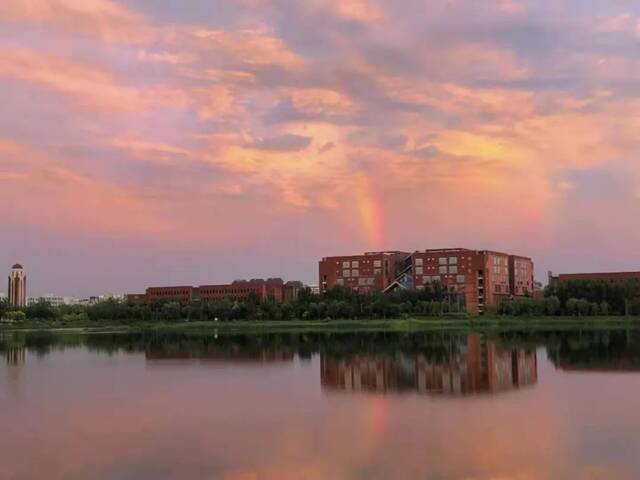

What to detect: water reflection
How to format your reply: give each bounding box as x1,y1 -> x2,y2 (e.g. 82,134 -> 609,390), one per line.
547,330 -> 640,371
321,334 -> 537,395
3,328 -> 640,479
2,328 -> 640,376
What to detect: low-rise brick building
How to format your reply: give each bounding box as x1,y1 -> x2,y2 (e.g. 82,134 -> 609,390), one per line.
129,278 -> 304,304
549,271 -> 640,287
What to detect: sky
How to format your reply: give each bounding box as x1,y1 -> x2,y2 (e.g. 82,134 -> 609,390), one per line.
0,0 -> 639,296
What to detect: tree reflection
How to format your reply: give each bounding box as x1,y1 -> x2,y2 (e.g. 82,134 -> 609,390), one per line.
3,328 -> 640,379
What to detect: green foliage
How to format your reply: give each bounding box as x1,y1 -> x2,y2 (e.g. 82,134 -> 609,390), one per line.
564,298 -> 600,317
499,296 -> 561,316
4,310 -> 26,322
628,298 -> 640,316
0,286 -> 460,324
0,298 -> 8,318
25,300 -> 57,319
61,312 -> 90,322
545,279 -> 640,315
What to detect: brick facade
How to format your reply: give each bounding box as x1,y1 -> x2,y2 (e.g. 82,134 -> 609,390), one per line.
320,248 -> 534,315
549,271 -> 640,286
130,279 -> 304,304
319,251 -> 410,294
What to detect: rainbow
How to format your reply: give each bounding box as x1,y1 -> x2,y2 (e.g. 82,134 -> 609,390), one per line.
356,174 -> 385,249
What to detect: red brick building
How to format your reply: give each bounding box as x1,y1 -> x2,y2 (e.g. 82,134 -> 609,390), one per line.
146,286 -> 194,303
405,249 -> 533,315
549,271 -> 640,287
198,279 -> 303,302
320,248 -> 534,315
318,251 -> 410,294
129,278 -> 304,304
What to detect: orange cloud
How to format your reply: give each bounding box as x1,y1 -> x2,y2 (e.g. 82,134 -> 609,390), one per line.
289,88 -> 358,116
318,0 -> 383,23
191,27 -> 305,69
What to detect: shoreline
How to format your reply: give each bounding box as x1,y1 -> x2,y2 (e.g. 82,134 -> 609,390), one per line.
2,316 -> 640,335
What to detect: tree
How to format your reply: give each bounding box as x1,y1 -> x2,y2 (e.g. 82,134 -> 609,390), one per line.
5,310 -> 26,322
25,300 -> 57,320
161,302 -> 182,321
0,298 -> 8,319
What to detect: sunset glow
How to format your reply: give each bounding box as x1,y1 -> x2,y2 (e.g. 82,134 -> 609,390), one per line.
1,0 -> 639,295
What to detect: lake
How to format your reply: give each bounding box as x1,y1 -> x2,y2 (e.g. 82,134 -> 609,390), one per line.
2,329 -> 640,479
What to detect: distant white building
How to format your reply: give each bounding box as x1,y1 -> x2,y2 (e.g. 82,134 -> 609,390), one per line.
102,293 -> 126,301
28,295 -> 80,307
27,293 -> 126,307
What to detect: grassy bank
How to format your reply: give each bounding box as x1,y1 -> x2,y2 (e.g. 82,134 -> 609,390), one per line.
2,316 -> 640,335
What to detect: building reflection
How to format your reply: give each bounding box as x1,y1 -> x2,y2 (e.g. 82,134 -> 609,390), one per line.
6,346 -> 26,366
321,334 -> 537,396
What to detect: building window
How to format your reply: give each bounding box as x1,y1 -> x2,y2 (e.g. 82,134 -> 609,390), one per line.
423,276 -> 431,284
439,266 -> 448,274
351,260 -> 359,268
415,258 -> 423,266
415,266 -> 423,275
343,261 -> 350,268
352,269 -> 359,277
449,266 -> 458,274
432,276 -> 441,282
367,278 -> 375,285
439,257 -> 447,265
449,257 -> 457,265
457,275 -> 465,284
343,270 -> 350,277
495,284 -> 501,293
336,279 -> 344,286
373,260 -> 382,268
358,277 -> 367,286
374,268 -> 382,275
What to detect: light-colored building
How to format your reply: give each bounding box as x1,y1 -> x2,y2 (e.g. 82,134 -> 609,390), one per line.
8,264 -> 27,307
27,294 -> 79,307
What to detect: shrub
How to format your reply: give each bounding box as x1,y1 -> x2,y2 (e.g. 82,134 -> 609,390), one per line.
4,311 -> 27,322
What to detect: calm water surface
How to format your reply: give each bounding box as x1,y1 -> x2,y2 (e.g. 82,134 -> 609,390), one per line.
1,329 -> 640,479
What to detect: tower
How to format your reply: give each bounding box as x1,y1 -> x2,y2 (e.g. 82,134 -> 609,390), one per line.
8,264 -> 26,307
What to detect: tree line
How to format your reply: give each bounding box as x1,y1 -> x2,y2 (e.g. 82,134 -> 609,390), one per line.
0,284 -> 466,323
499,279 -> 640,317
3,278 -> 640,323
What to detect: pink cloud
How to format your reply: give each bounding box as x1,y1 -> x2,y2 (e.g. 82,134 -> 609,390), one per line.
0,0 -> 155,44
0,48 -> 189,113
